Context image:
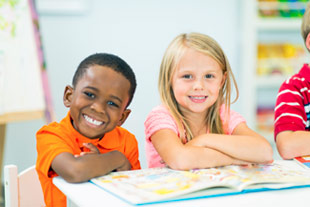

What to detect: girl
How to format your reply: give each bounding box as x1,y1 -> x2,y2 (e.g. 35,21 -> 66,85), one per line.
144,32 -> 273,170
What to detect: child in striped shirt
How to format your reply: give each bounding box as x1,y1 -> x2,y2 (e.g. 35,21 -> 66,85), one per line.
274,3 -> 310,159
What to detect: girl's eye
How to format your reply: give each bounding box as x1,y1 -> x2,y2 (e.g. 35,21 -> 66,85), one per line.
205,74 -> 214,79
107,101 -> 119,108
182,74 -> 192,79
84,92 -> 95,98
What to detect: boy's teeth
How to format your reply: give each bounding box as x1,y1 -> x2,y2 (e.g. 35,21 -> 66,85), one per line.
84,115 -> 103,125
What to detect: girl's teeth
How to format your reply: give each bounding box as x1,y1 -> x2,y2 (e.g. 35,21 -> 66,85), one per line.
191,96 -> 205,99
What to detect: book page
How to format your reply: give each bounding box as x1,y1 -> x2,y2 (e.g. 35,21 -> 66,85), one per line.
91,167 -> 237,204
223,161 -> 310,190
90,161 -> 310,205
294,155 -> 310,169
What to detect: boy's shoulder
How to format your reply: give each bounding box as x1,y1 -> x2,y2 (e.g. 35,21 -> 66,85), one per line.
110,126 -> 135,138
281,64 -> 310,87
103,126 -> 138,149
37,113 -> 71,137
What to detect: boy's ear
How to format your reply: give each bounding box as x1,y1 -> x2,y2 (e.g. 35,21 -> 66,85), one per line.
306,33 -> 310,51
117,109 -> 131,126
63,85 -> 74,108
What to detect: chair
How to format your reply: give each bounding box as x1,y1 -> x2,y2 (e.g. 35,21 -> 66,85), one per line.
4,165 -> 45,207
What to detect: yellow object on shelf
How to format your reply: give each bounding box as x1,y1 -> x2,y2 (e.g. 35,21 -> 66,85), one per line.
257,43 -> 307,76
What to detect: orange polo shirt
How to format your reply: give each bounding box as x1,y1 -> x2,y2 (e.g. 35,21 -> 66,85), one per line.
36,111 -> 141,207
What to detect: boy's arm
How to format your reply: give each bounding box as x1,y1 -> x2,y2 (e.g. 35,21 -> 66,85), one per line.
276,130 -> 310,159
74,143 -> 99,157
151,129 -> 251,170
51,150 -> 131,183
188,123 -> 273,164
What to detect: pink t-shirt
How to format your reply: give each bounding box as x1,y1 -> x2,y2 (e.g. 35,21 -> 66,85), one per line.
144,104 -> 246,168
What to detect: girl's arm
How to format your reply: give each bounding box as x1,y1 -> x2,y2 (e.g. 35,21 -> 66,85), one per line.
188,123 -> 273,163
151,129 -> 251,170
276,130 -> 310,159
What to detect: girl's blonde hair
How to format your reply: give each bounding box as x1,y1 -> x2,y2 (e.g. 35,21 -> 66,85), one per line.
158,32 -> 238,142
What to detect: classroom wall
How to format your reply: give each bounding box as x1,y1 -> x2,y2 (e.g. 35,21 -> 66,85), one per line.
3,0 -> 243,171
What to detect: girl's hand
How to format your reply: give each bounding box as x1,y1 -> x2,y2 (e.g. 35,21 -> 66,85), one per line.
75,143 -> 100,157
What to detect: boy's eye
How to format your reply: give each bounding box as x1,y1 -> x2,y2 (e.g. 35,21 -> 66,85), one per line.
84,91 -> 95,98
107,101 -> 119,108
182,74 -> 192,79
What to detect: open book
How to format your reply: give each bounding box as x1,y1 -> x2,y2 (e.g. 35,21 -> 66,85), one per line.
294,155 -> 310,169
90,160 -> 310,205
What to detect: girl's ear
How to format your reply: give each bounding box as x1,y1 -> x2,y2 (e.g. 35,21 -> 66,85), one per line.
221,72 -> 227,88
306,33 -> 310,51
117,109 -> 131,126
63,85 -> 74,108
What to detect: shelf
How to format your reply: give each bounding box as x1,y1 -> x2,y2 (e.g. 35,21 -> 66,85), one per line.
241,0 -> 307,130
257,18 -> 302,31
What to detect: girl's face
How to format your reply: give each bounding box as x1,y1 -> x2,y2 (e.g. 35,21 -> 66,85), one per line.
172,48 -> 226,116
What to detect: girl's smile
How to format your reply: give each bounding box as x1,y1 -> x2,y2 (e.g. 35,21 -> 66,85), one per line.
188,95 -> 208,103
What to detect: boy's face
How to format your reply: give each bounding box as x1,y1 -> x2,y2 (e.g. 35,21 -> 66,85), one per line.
63,65 -> 131,139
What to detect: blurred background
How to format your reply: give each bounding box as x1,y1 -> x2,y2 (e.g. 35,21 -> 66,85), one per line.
1,0 -> 309,190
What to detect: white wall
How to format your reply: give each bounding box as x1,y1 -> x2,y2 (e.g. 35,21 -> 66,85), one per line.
3,0 -> 243,171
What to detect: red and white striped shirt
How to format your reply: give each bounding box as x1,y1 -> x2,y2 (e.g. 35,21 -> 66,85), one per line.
274,64 -> 310,140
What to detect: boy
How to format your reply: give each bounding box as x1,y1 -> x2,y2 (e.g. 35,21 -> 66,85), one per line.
36,53 -> 141,206
274,3 -> 310,160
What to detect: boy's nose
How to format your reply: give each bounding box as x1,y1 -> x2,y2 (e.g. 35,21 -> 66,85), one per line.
90,102 -> 105,113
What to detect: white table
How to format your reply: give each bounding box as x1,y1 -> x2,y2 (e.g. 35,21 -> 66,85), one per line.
53,161 -> 310,207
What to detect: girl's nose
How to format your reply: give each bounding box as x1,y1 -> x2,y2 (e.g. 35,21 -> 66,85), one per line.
193,79 -> 204,90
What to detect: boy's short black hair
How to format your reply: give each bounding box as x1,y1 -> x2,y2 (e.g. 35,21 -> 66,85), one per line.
72,53 -> 136,107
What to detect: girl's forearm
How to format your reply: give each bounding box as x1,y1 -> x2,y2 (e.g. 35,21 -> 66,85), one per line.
166,146 -> 250,170
187,134 -> 273,163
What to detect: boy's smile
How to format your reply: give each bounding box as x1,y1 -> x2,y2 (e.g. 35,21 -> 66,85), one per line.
83,114 -> 103,126
63,65 -> 131,139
